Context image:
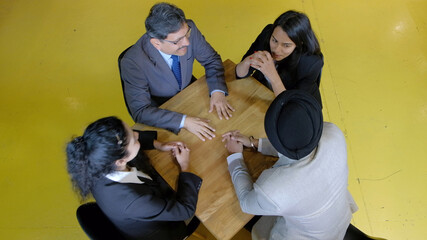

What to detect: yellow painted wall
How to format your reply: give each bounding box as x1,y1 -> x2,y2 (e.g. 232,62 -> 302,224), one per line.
0,0 -> 425,239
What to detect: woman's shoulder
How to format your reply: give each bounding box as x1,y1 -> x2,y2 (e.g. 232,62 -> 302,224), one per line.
297,53 -> 323,69
300,53 -> 323,63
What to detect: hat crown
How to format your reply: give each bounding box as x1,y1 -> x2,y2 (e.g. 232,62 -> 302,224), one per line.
264,90 -> 323,159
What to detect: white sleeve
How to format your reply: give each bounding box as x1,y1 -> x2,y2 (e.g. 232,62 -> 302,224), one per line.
226,153 -> 280,215
258,138 -> 279,157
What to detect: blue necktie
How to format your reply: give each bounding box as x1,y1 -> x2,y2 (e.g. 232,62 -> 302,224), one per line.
171,55 -> 182,89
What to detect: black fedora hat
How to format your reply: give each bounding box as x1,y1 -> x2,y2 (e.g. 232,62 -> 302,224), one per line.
264,90 -> 323,159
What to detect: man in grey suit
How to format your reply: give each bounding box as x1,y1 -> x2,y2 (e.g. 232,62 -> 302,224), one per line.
222,90 -> 358,239
120,3 -> 234,141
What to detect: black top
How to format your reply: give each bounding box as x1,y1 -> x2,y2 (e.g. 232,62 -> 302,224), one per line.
239,24 -> 323,107
91,131 -> 202,240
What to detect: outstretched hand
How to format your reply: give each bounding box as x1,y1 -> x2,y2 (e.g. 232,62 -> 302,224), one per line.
184,116 -> 216,141
209,91 -> 235,120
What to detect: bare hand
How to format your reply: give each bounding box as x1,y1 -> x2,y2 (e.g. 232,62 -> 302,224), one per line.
221,130 -> 251,147
172,144 -> 190,171
154,140 -> 187,152
249,51 -> 277,79
184,116 -> 216,141
209,91 -> 235,120
246,51 -> 285,95
223,134 -> 244,154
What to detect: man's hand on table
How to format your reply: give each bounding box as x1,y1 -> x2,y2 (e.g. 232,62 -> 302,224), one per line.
222,130 -> 259,154
209,91 -> 235,120
184,116 -> 216,141
222,130 -> 244,154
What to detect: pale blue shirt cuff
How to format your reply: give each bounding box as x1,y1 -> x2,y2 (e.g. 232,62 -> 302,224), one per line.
179,115 -> 187,129
211,89 -> 225,96
226,152 -> 243,165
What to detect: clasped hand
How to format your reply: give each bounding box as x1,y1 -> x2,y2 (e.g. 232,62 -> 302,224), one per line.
155,141 -> 190,172
244,51 -> 277,80
221,130 -> 251,154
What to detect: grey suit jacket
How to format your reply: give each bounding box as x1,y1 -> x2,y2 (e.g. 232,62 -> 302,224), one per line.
227,122 -> 358,239
120,20 -> 228,134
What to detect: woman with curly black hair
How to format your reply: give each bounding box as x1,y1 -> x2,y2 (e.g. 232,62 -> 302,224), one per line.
66,116 -> 202,240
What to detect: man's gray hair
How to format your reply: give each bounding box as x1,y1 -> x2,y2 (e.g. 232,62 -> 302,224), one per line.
145,2 -> 186,39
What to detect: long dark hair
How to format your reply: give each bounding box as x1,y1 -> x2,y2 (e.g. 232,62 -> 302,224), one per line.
66,116 -> 128,200
272,10 -> 321,72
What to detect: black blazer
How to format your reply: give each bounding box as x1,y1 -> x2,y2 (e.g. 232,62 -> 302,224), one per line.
91,131 -> 202,240
239,24 -> 323,107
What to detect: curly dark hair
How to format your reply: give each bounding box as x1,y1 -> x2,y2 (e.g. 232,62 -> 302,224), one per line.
66,116 -> 128,200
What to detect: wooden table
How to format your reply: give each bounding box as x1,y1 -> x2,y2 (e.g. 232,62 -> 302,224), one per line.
133,59 -> 277,240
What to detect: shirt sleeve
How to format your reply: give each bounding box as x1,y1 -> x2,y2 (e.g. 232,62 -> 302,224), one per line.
135,130 -> 157,150
120,57 -> 184,134
227,153 -> 280,215
125,172 -> 202,221
189,20 -> 228,95
258,138 -> 279,157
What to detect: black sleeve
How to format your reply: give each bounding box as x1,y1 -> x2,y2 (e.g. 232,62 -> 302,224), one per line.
135,130 -> 157,150
125,172 -> 202,221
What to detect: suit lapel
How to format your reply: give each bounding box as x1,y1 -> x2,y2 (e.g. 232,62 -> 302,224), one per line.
141,35 -> 180,91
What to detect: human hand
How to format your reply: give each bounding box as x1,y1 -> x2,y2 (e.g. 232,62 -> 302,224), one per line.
209,91 -> 235,120
184,116 -> 216,141
154,140 -> 187,152
222,134 -> 244,154
249,51 -> 277,79
221,130 -> 251,147
172,144 -> 190,172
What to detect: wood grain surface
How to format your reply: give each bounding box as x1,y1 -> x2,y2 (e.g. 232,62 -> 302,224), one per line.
133,59 -> 277,240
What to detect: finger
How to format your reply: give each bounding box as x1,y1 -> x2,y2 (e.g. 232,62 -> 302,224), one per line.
215,105 -> 223,120
221,134 -> 231,142
200,127 -> 216,139
195,131 -> 206,142
217,105 -> 228,120
222,107 -> 233,119
199,121 -> 215,133
196,117 -> 211,124
227,103 -> 235,112
209,101 -> 214,113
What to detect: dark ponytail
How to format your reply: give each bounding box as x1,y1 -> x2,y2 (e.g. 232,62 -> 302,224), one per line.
66,116 -> 128,200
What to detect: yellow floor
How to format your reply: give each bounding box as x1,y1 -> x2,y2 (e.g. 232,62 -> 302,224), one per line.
0,0 -> 426,239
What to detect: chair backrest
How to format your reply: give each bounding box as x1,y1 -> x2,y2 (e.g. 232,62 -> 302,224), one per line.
118,46 -> 133,116
343,223 -> 386,240
76,202 -> 124,240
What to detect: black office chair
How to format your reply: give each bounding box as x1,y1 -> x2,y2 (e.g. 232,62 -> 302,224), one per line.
76,202 -> 125,240
343,223 -> 387,240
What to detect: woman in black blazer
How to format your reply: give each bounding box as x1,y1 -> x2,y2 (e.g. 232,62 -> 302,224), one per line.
66,116 -> 202,240
236,10 -> 323,107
